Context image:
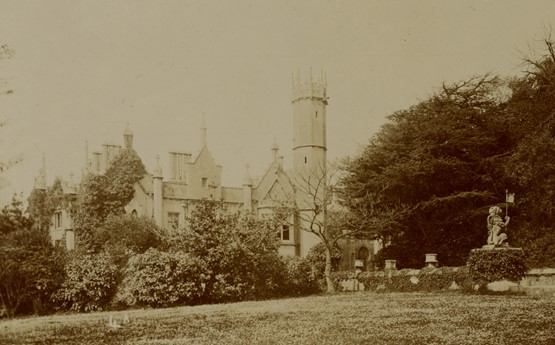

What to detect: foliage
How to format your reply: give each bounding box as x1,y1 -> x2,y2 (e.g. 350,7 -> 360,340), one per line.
74,149 -> 146,251
467,248 -> 528,284
103,148 -> 147,211
117,248 -> 207,308
0,227 -> 66,317
27,178 -> 75,232
57,252 -> 118,312
3,293 -> 555,344
351,267 -> 473,293
305,242 -> 342,281
279,255 -> 320,296
0,194 -> 33,235
340,74 -> 509,268
94,214 -> 161,267
0,194 -> 66,318
340,38 -> 555,269
181,199 -> 284,303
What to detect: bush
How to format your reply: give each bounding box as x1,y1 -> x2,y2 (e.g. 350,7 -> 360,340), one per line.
280,256 -> 320,296
117,249 -> 207,308
330,271 -> 356,291
305,242 -> 342,281
467,248 -> 528,284
57,252 -> 118,312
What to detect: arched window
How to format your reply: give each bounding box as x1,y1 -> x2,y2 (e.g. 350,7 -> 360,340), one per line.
357,246 -> 369,260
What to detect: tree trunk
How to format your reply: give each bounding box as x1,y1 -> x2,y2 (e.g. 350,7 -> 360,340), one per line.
325,246 -> 336,293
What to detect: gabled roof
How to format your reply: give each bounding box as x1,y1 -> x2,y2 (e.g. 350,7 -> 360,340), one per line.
253,162 -> 295,204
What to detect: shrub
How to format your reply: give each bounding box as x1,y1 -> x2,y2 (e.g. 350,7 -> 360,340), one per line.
330,271 -> 356,291
181,199 -> 288,303
117,249 -> 207,308
57,252 -> 118,312
467,248 -> 528,284
281,256 -> 320,296
305,242 -> 342,281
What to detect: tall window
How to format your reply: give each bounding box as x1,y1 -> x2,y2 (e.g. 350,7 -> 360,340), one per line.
168,212 -> 180,230
281,224 -> 290,241
201,177 -> 208,188
54,211 -> 62,229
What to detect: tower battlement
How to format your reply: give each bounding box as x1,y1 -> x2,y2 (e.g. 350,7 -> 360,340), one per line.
292,69 -> 327,103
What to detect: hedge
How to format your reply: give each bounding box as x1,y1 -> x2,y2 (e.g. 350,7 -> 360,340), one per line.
467,248 -> 527,284
332,267 -> 473,292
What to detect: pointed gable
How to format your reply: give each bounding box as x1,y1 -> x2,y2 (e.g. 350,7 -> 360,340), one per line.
253,163 -> 295,208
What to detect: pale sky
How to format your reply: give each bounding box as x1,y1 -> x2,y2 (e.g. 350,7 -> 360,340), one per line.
1,0 -> 554,205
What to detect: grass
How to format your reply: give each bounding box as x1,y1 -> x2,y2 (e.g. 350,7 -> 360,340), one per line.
1,292 -> 555,345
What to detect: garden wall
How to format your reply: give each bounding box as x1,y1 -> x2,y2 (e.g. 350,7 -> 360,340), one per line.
520,268 -> 555,296
336,267 -> 555,296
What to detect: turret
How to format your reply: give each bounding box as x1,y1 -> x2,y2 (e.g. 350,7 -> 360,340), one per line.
82,141 -> 91,177
123,123 -> 134,150
200,115 -> 207,148
292,68 -> 327,173
242,164 -> 253,212
271,139 -> 279,164
34,153 -> 47,190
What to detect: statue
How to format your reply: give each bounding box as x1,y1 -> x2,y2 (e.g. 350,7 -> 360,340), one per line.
487,206 -> 509,246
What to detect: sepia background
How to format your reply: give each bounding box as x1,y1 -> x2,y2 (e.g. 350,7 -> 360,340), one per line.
1,0 -> 554,204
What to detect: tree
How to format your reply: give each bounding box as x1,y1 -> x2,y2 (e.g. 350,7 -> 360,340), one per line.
74,148 -> 147,251
274,164 -> 408,293
0,194 -> 32,235
0,195 -> 65,317
340,74 -> 511,268
501,35 -> 555,267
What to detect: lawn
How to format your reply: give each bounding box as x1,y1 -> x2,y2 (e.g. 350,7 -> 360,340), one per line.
1,292 -> 555,345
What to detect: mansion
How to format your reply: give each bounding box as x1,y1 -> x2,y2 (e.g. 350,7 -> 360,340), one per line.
36,73 -> 379,269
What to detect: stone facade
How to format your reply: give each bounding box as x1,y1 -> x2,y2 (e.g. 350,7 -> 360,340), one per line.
38,74 -> 378,262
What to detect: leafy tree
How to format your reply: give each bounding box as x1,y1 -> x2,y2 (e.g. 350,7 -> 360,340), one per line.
74,148 -> 146,251
502,36 -> 555,266
340,75 -> 511,268
0,195 -> 65,317
0,194 -> 33,235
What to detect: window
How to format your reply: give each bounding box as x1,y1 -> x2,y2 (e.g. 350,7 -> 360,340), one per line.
54,211 -> 62,229
168,212 -> 179,230
304,156 -> 307,164
202,177 -> 208,188
282,225 -> 290,241
315,111 -> 318,118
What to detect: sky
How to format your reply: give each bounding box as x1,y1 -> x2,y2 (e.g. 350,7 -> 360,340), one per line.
1,0 -> 554,205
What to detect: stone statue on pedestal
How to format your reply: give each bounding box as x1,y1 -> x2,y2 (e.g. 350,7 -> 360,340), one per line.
487,206 -> 510,247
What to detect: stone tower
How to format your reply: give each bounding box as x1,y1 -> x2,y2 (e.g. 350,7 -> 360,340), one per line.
292,69 -> 328,256
292,69 -> 327,174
